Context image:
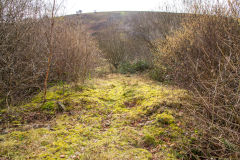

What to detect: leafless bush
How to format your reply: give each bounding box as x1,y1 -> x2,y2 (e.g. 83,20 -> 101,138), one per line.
132,12 -> 183,46
0,0 -> 47,105
52,18 -> 98,83
157,0 -> 240,158
96,21 -> 130,69
130,11 -> 185,81
0,0 -> 98,106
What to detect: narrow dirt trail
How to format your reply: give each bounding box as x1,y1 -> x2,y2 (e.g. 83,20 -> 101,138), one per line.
0,74 -> 188,160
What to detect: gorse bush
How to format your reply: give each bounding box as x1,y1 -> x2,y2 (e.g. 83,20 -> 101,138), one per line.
118,62 -> 136,74
118,61 -> 150,74
156,0 -> 240,159
134,60 -> 150,72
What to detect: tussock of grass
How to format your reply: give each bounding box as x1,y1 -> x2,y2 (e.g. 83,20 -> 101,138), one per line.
0,74 -> 188,159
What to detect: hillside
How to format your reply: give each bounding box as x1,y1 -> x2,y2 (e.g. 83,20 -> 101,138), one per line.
0,74 -> 189,159
64,11 -> 184,35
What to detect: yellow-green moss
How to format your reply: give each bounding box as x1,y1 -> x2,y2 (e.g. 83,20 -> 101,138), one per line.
0,74 -> 188,159
41,101 -> 56,111
143,134 -> 157,147
156,112 -> 175,125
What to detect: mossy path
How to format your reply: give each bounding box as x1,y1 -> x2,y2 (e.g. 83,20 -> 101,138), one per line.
0,74 -> 188,160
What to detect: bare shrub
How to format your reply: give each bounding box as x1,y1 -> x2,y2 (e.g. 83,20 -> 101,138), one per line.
0,0 -> 98,106
0,0 -> 47,105
52,18 -> 98,83
131,12 -> 183,50
96,21 -> 130,69
156,0 -> 240,158
130,12 -> 185,80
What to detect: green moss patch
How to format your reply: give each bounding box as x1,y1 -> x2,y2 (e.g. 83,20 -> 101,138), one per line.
0,74 -> 189,159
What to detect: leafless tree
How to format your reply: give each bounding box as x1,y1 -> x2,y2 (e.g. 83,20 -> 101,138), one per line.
43,0 -> 57,102
97,21 -> 129,69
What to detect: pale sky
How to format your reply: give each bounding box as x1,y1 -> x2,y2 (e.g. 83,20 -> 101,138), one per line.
62,0 -> 184,15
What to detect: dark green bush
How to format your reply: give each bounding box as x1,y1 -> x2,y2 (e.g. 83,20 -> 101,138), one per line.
149,67 -> 165,82
118,61 -> 150,74
149,65 -> 170,82
118,62 -> 136,74
133,60 -> 150,72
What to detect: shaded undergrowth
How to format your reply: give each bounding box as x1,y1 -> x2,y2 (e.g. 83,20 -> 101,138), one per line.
0,74 -> 189,160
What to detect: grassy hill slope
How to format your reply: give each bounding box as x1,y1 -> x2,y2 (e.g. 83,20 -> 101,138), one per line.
64,11 -> 184,35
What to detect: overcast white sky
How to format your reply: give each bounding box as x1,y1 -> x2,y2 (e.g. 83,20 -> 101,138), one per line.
61,0 -> 184,15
